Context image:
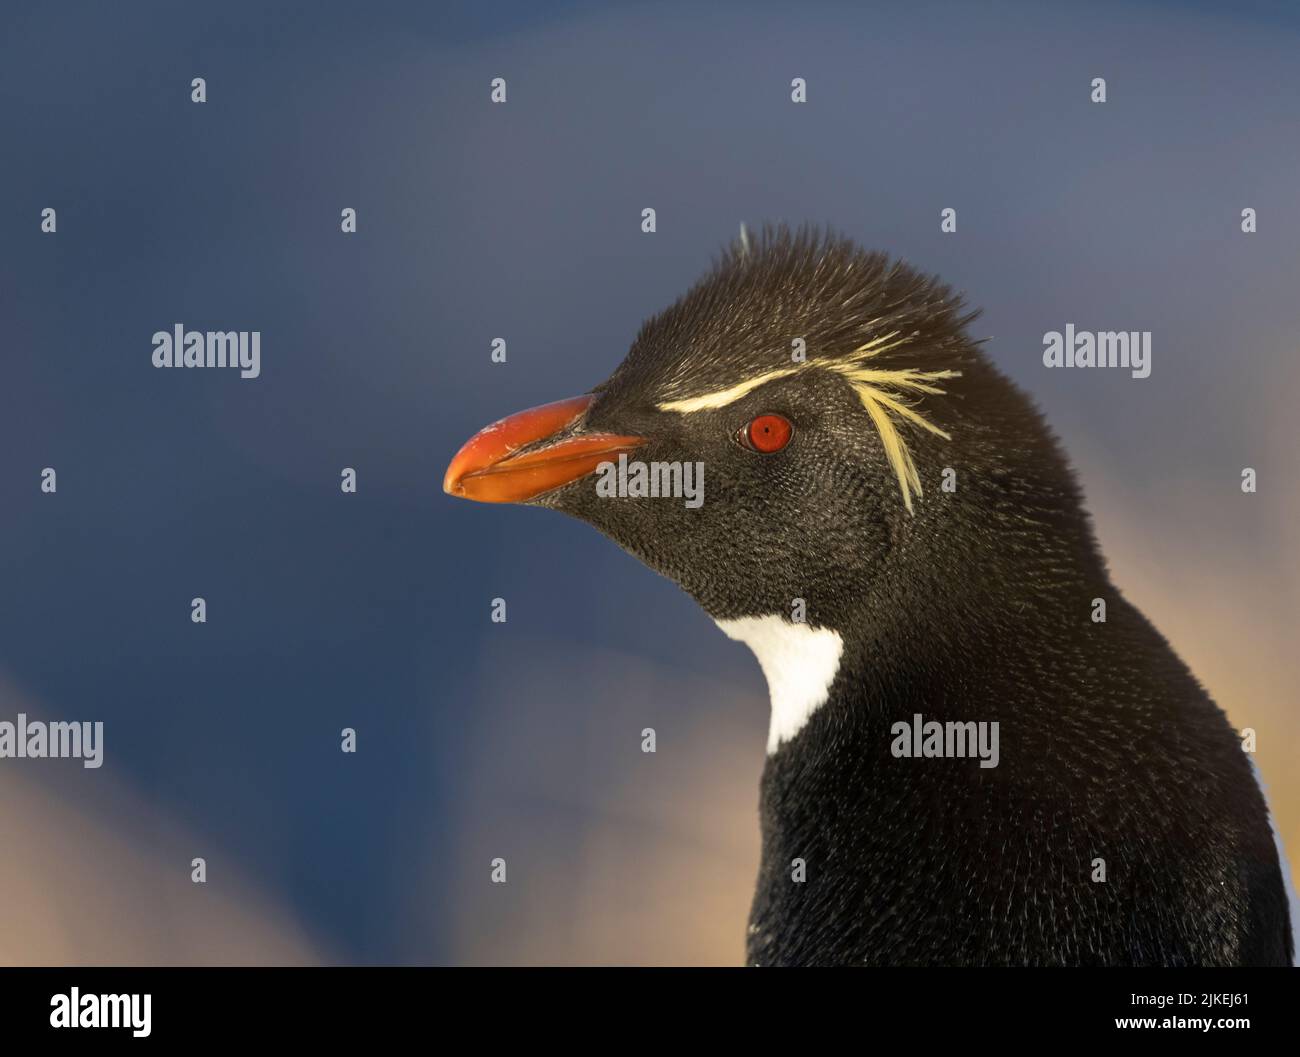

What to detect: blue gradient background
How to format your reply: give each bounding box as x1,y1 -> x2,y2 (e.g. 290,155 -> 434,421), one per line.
1,1 -> 1297,964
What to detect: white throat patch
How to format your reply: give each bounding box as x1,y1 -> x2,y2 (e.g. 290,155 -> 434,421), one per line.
714,615 -> 844,755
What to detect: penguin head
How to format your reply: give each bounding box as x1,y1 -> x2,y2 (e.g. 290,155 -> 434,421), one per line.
445,227 -> 1064,629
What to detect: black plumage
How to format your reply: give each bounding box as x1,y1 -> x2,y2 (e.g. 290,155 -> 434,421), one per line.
447,225 -> 1295,966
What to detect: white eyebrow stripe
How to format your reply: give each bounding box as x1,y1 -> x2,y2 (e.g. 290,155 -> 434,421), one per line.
654,332 -> 904,414
651,331 -> 960,514
656,367 -> 799,413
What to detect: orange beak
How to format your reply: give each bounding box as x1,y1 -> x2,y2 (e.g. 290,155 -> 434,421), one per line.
443,395 -> 646,504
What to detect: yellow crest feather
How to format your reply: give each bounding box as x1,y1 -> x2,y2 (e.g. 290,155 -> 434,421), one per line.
656,329 -> 960,513
828,334 -> 960,513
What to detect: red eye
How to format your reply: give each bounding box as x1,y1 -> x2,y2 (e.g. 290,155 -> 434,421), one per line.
744,413 -> 793,453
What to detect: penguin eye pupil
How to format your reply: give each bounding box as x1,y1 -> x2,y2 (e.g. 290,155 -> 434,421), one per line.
743,413 -> 793,453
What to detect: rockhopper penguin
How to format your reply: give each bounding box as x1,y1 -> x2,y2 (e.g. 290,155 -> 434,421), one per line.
444,227 -> 1298,966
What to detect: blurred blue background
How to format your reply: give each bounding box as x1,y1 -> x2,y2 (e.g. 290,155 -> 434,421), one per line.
1,0 -> 1298,964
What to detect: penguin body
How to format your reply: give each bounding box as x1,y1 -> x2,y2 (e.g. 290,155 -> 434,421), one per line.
744,593 -> 1291,966
445,227 -> 1296,966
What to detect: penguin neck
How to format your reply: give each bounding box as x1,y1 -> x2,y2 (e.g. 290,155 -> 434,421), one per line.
739,520 -> 1114,939
737,519 -> 1111,850
719,534 -> 1092,758
737,589 -> 1047,964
